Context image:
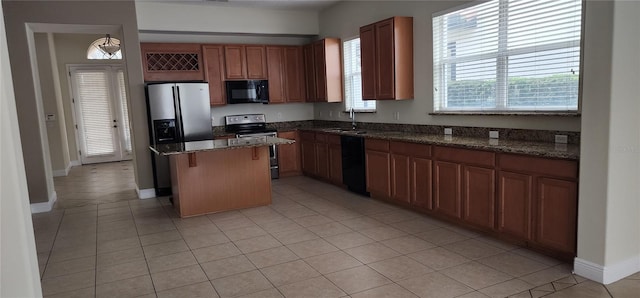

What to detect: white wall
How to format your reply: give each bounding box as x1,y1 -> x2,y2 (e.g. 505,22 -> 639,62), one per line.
0,3 -> 42,296
315,0 -> 581,132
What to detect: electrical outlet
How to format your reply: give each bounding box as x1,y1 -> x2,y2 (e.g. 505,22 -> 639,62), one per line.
555,134 -> 568,144
395,112 -> 400,120
319,111 -> 323,117
277,112 -> 283,120
329,111 -> 333,118
489,131 -> 499,139
444,128 -> 453,135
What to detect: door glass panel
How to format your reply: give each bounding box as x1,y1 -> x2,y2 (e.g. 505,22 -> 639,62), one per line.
73,70 -> 116,157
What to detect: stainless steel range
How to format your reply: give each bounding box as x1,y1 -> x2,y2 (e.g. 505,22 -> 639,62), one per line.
224,114 -> 279,179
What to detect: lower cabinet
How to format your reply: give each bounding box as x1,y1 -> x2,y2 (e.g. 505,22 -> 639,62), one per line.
536,177 -> 577,254
498,171 -> 533,241
300,132 -> 316,175
277,131 -> 301,177
411,156 -> 432,210
391,153 -> 411,203
328,135 -> 343,185
365,139 -> 391,198
300,131 -> 342,186
463,166 -> 496,230
434,161 -> 462,219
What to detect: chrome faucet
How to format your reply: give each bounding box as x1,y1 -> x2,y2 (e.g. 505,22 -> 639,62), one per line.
350,107 -> 356,130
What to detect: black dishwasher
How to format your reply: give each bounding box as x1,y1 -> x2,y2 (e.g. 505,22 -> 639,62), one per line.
341,135 -> 370,196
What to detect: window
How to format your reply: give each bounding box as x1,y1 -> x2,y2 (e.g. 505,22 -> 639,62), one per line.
87,37 -> 122,60
432,0 -> 582,112
343,37 -> 376,112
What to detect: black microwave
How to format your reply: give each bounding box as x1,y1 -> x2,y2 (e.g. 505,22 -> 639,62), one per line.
226,80 -> 269,104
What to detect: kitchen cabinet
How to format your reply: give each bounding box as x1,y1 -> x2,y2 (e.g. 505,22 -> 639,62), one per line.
463,166 -> 496,230
266,46 -> 286,103
389,141 -> 432,208
328,135 -> 342,185
300,132 -> 317,175
140,43 -> 204,82
434,161 -> 462,219
411,156 -> 433,210
365,139 -> 391,198
498,154 -> 578,256
224,45 -> 267,80
305,39 -> 343,102
267,46 -> 306,104
391,153 -> 411,204
202,45 -> 226,106
300,131 -> 342,186
303,44 -> 316,102
278,131 -> 301,177
359,17 -> 413,100
315,133 -> 330,179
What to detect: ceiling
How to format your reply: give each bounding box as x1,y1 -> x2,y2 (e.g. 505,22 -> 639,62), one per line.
153,0 -> 342,11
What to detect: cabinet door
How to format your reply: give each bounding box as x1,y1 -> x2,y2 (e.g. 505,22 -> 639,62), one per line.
224,45 -> 246,79
303,44 -> 316,102
301,141 -> 316,175
366,150 -> 391,197
316,142 -> 330,179
246,46 -> 267,79
391,153 -> 411,203
266,46 -> 285,103
313,40 -> 327,100
329,144 -> 343,185
498,171 -> 533,240
536,178 -> 577,254
202,45 -> 226,106
463,166 -> 496,230
277,131 -> 300,176
375,18 -> 395,99
411,157 -> 432,210
284,47 -> 305,103
360,24 -> 376,100
434,161 -> 462,219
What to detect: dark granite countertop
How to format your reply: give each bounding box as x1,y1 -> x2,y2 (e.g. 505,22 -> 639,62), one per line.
150,136 -> 294,156
300,127 -> 579,160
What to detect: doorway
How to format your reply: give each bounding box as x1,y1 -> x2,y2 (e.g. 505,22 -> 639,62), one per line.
69,65 -> 132,164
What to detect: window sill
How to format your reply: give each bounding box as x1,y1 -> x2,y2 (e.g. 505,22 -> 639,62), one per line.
343,110 -> 377,113
429,111 -> 581,117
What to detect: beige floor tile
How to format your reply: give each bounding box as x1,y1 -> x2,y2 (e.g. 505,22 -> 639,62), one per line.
380,235 -> 436,254
397,272 -> 474,298
307,221 -> 353,237
214,216 -> 260,231
234,234 -> 283,254
147,251 -> 198,273
368,256 -> 433,282
96,226 -> 138,243
511,248 -> 562,267
415,228 -> 469,245
48,244 -> 97,264
626,271 -> 640,280
408,247 -> 470,271
98,201 -> 130,210
292,214 -> 334,227
183,232 -> 230,249
238,288 -> 284,298
96,246 -> 144,267
223,225 -> 267,241
96,236 -> 140,254
151,264 -> 209,292
157,281 -> 219,298
96,274 -> 155,298
304,251 -> 363,274
475,236 -> 519,251
545,280 -> 612,298
245,246 -> 300,268
479,252 -> 550,277
258,218 -> 303,234
278,276 -> 346,298
261,260 -> 321,286
340,217 -> 384,230
136,222 -> 177,235
457,291 -> 492,298
389,218 -> 441,234
287,238 -> 339,258
97,218 -> 135,232
143,239 -> 190,258
324,208 -> 363,221
96,258 -> 149,284
178,224 -> 221,237
351,283 -> 419,298
201,255 -> 256,280
344,242 -> 401,264
443,239 -> 506,260
192,242 -> 243,264
371,210 -> 419,224
519,265 -> 573,286
271,228 -> 319,245
325,265 -> 392,294
605,278 -> 640,298
42,255 -> 96,279
278,205 -> 319,219
479,279 -> 535,298
206,210 -> 245,223
211,270 -> 274,298
441,261 -> 512,289
139,230 -> 182,246
324,231 -> 376,250
44,286 -> 95,298
359,226 -> 407,241
41,269 -> 96,296
172,215 -> 214,229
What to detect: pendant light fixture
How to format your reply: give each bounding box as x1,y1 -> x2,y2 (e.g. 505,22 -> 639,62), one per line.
99,34 -> 121,56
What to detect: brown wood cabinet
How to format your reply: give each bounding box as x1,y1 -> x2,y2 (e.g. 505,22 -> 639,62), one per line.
365,139 -> 391,197
300,132 -> 317,175
140,43 -> 204,82
305,39 -> 342,102
266,46 -> 286,103
536,178 -> 577,254
303,44 -> 317,102
359,17 -> 413,100
498,171 -> 533,241
391,153 -> 411,203
277,131 -> 301,177
389,141 -> 433,206
315,134 -> 330,179
300,131 -> 342,185
411,156 -> 433,210
434,161 -> 462,219
202,45 -> 226,106
328,135 -> 342,185
267,46 -> 306,103
224,45 -> 267,80
463,166 -> 496,230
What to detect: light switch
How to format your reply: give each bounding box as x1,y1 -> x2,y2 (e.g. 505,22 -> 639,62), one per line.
444,128 -> 453,135
555,135 -> 568,144
45,114 -> 56,121
489,131 -> 499,139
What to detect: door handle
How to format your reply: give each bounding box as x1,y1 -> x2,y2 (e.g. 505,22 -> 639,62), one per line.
113,125 -> 118,128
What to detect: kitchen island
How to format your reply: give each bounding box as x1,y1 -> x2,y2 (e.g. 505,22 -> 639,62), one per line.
150,136 -> 294,217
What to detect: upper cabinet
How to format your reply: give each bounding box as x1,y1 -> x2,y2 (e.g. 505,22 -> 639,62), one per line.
224,45 -> 267,80
266,46 -> 306,104
360,17 -> 413,100
202,45 -> 226,106
304,38 -> 343,103
140,43 -> 204,82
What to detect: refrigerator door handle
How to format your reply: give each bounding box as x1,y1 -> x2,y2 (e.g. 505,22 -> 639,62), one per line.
175,86 -> 186,142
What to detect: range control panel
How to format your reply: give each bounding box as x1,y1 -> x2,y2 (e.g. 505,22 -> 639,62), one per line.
224,114 -> 266,125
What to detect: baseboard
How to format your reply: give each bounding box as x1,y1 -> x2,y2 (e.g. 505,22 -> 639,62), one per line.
52,162 -> 74,177
30,191 -> 57,213
575,255 -> 640,284
70,160 -> 81,167
136,187 -> 156,199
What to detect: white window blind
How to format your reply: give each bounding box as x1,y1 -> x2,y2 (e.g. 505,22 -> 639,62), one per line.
432,0 -> 582,112
117,70 -> 132,153
74,70 -> 117,156
343,38 -> 376,112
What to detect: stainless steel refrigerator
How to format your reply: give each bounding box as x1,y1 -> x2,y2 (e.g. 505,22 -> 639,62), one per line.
146,82 -> 212,196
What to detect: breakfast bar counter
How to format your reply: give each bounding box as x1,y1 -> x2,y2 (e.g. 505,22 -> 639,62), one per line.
150,136 -> 294,217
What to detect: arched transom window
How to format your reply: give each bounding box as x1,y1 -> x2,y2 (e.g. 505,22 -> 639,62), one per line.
87,36 -> 123,60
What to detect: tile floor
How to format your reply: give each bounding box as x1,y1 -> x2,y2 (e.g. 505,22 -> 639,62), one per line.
32,161 -> 639,297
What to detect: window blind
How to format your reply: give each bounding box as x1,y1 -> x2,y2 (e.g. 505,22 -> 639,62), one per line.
343,38 -> 376,112
432,0 -> 582,112
73,70 -> 116,156
117,70 -> 132,153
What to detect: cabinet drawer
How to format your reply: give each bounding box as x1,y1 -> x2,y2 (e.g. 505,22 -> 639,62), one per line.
328,134 -> 341,145
315,133 -> 328,143
498,154 -> 578,179
434,146 -> 495,167
278,131 -> 297,140
300,131 -> 315,141
390,141 -> 431,158
365,139 -> 390,152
